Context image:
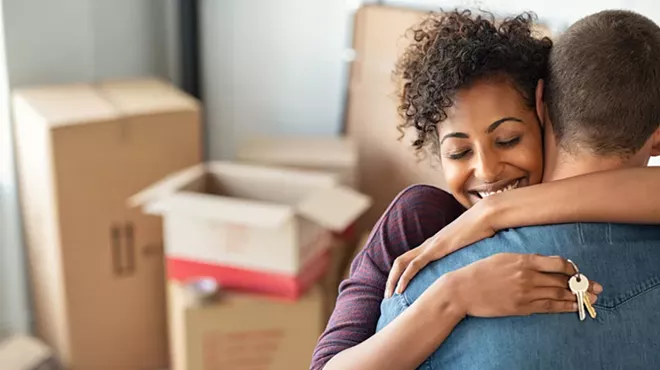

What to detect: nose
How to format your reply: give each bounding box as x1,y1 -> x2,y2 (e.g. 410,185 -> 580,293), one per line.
472,148 -> 504,183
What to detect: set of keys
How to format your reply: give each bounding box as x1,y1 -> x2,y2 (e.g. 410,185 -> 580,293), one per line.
567,260 -> 597,321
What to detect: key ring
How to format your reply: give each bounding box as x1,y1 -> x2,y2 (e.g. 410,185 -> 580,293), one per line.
567,259 -> 581,281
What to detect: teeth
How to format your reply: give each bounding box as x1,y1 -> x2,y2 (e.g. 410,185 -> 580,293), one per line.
477,180 -> 520,198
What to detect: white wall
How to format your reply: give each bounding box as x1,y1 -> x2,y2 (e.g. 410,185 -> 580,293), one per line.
0,0 -> 175,335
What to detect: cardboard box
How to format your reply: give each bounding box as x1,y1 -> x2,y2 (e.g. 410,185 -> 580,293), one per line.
13,79 -> 202,369
130,162 -> 372,275
0,335 -> 58,370
168,281 -> 324,370
237,136 -> 357,188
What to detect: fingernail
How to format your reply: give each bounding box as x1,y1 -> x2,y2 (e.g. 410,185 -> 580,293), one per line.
594,283 -> 603,294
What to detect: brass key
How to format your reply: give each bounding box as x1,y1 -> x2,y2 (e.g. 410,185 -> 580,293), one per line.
584,293 -> 597,319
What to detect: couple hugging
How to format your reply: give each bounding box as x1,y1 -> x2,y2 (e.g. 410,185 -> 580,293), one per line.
312,8 -> 660,370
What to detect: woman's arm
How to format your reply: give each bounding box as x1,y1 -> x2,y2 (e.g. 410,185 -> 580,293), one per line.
324,275 -> 464,370
486,166 -> 660,230
388,166 -> 660,296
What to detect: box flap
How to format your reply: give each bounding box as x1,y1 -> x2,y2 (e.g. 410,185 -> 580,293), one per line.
236,136 -> 356,169
98,78 -> 200,116
12,84 -> 119,128
296,186 -> 372,231
145,192 -> 294,229
0,335 -> 53,370
128,164 -> 207,208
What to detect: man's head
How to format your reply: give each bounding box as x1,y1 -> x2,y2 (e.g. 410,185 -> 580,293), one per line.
539,10 -> 660,177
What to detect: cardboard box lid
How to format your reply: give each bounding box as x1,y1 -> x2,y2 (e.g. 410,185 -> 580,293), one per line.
12,84 -> 119,128
237,136 -> 357,169
98,78 -> 200,116
130,161 -> 371,231
0,335 -> 53,370
297,185 -> 371,231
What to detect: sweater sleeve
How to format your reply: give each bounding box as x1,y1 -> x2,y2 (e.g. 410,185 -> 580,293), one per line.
309,185 -> 465,370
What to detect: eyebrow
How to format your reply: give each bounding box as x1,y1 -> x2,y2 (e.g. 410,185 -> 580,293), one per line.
439,117 -> 524,145
486,117 -> 523,134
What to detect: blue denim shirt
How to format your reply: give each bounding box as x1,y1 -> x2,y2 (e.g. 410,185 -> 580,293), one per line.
377,223 -> 660,370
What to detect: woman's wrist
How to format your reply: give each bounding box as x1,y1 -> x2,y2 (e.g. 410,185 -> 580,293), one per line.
477,191 -> 509,232
423,273 -> 468,321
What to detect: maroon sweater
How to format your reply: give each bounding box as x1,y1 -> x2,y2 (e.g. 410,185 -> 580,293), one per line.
310,185 -> 465,369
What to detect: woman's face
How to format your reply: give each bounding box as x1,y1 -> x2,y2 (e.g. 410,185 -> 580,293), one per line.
438,79 -> 544,208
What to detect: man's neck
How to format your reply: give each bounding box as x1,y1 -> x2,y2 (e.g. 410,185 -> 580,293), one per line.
543,150 -> 634,182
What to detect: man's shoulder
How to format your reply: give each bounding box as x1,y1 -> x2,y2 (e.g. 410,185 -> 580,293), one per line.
497,222 -> 660,245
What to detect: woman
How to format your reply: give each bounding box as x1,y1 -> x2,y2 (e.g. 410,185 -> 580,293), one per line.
312,10 -> 657,370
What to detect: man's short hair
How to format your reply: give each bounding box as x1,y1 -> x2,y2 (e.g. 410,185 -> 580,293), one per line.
546,10 -> 660,157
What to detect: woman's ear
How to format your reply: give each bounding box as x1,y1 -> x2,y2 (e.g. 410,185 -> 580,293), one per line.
535,79 -> 545,127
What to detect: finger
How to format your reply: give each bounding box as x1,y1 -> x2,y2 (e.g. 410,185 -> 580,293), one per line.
386,256 -> 410,298
531,272 -> 570,288
589,281 -> 604,294
395,255 -> 431,294
527,287 -> 576,302
527,255 -> 574,275
528,299 -> 578,314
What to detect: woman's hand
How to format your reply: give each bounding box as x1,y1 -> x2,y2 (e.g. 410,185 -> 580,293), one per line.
433,253 -> 603,317
385,200 -> 498,298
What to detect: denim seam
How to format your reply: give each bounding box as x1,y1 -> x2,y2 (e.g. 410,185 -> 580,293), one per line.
593,275 -> 660,310
577,223 -> 585,244
400,291 -> 412,308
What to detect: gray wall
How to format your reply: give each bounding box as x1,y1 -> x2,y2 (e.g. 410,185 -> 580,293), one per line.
0,0 -> 177,335
201,0 -> 351,159
3,0 -> 175,87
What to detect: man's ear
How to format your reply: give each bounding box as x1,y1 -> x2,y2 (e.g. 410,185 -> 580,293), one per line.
535,79 -> 545,127
651,126 -> 660,156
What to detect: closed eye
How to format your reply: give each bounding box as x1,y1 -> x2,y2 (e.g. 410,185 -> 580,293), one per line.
446,149 -> 471,160
497,136 -> 521,148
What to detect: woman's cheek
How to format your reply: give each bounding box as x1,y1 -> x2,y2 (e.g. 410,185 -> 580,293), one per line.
441,160 -> 471,203
517,143 -> 544,185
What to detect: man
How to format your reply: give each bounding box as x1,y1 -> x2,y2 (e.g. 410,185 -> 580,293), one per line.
377,10 -> 660,369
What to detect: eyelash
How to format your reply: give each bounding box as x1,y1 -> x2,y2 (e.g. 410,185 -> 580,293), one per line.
444,136 -> 522,160
498,136 -> 521,148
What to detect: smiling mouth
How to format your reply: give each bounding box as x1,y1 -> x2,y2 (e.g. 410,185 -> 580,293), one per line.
470,178 -> 523,199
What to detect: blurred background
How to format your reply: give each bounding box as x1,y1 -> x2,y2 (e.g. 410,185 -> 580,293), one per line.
1,1 -> 659,369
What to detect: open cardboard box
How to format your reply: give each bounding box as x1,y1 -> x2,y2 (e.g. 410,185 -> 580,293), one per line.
129,162 -> 372,275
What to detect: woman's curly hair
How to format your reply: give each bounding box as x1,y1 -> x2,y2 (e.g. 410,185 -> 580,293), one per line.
397,9 -> 552,157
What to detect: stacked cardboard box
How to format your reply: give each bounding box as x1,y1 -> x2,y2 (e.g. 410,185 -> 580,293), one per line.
127,135 -> 371,369
13,79 -> 202,370
236,136 -> 367,319
168,282 -> 325,370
